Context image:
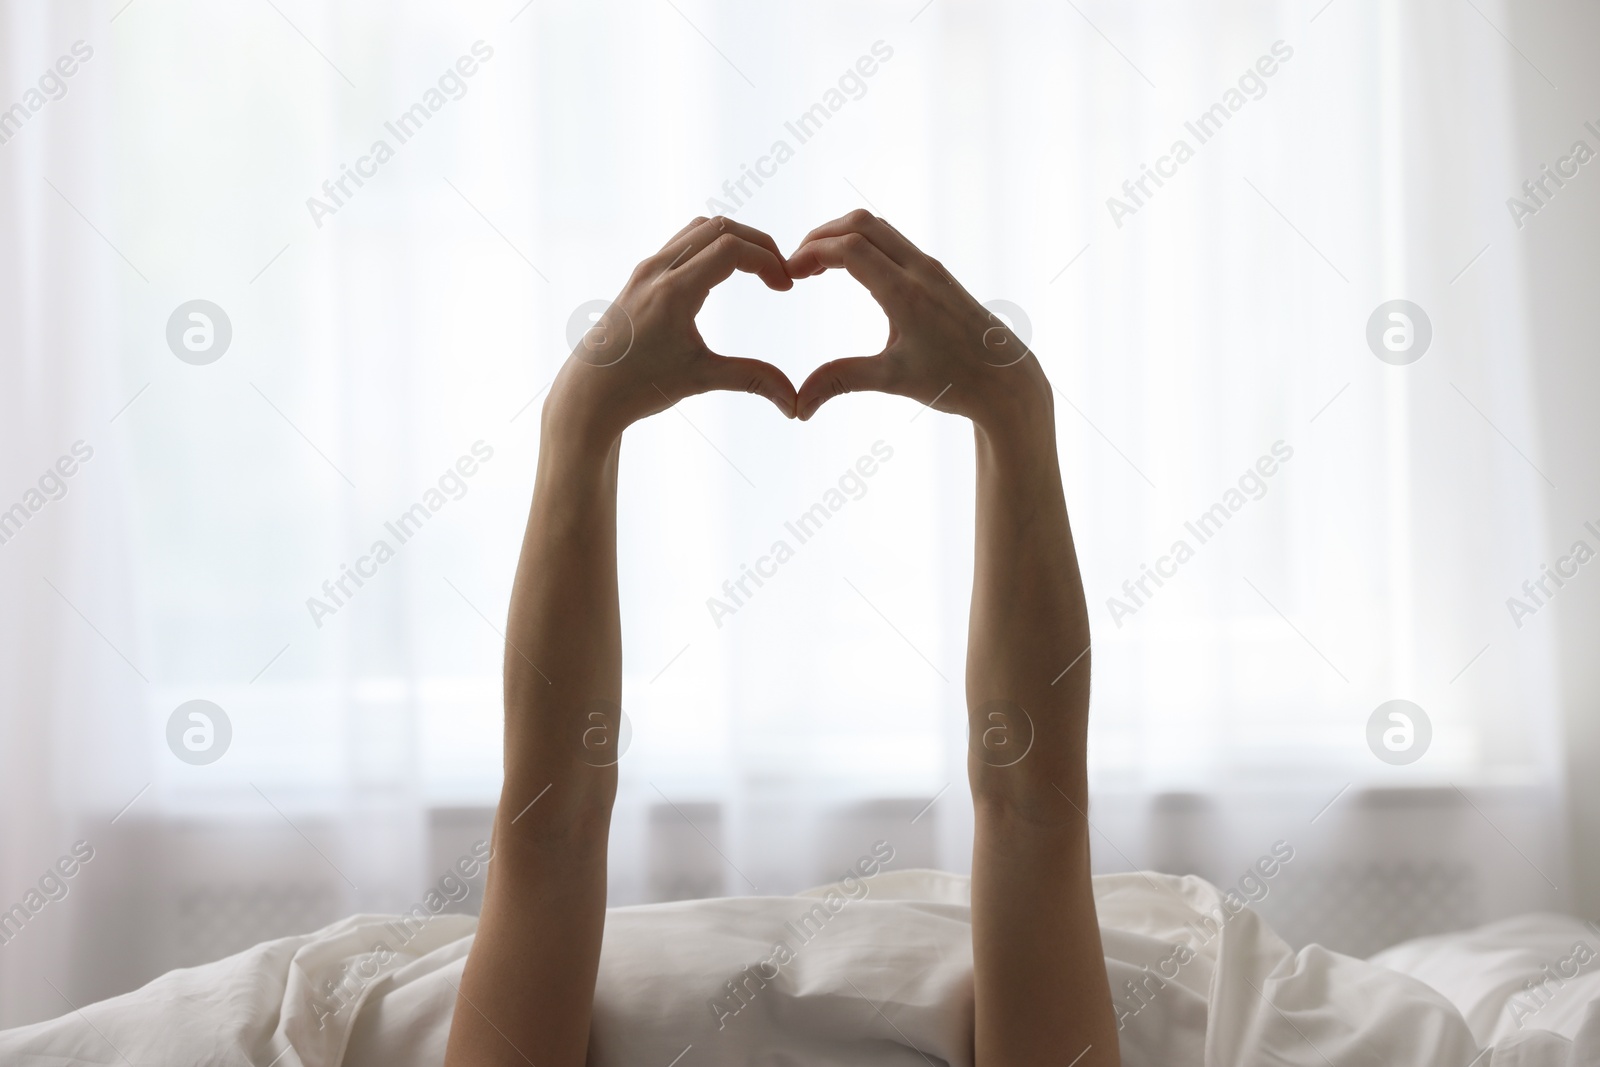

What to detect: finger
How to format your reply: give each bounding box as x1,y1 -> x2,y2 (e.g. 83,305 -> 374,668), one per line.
659,216 -> 710,250
795,209 -> 923,269
636,217 -> 710,276
672,231 -> 793,297
795,355 -> 900,421
699,354 -> 799,418
709,217 -> 787,268
784,233 -> 907,309
651,216 -> 787,278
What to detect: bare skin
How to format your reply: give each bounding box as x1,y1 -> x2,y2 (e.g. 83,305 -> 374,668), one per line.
443,211 -> 1118,1067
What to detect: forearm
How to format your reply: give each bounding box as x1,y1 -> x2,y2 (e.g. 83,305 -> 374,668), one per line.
777,208 -> 1120,1064
967,394 -> 1119,1067
445,217 -> 798,1067
967,399 -> 1088,810
445,416 -> 622,1067
501,413 -> 623,820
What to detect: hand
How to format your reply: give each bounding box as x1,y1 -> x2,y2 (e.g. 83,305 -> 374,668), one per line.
786,210 -> 1052,428
543,217 -> 799,447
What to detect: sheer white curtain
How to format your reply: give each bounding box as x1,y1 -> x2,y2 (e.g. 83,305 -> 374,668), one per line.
0,0 -> 1567,1025
1,0 -> 147,1024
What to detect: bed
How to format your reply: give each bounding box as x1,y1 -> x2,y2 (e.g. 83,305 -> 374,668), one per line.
3,869 -> 1596,1065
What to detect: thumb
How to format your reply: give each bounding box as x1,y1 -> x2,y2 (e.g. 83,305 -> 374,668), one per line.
796,355 -> 896,421
699,354 -> 799,418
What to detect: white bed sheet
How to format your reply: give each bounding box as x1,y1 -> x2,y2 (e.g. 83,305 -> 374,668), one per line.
3,869 -> 1597,1066
1372,912 -> 1600,1053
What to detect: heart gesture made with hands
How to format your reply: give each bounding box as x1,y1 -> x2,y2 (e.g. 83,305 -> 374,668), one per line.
454,211 -> 1121,1067
541,210 -> 1048,446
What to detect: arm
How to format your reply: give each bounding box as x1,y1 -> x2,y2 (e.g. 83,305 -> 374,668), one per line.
444,216 -> 797,1067
789,211 -> 1118,1067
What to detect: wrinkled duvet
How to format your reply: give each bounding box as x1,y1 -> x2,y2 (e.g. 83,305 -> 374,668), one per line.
3,869 -> 1598,1066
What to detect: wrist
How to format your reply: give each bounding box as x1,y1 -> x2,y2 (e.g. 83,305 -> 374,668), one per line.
973,380 -> 1057,470
541,361 -> 625,461
969,357 -> 1054,443
534,396 -> 621,507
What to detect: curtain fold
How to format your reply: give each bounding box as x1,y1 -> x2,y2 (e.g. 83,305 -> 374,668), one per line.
1,0 -> 149,1022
